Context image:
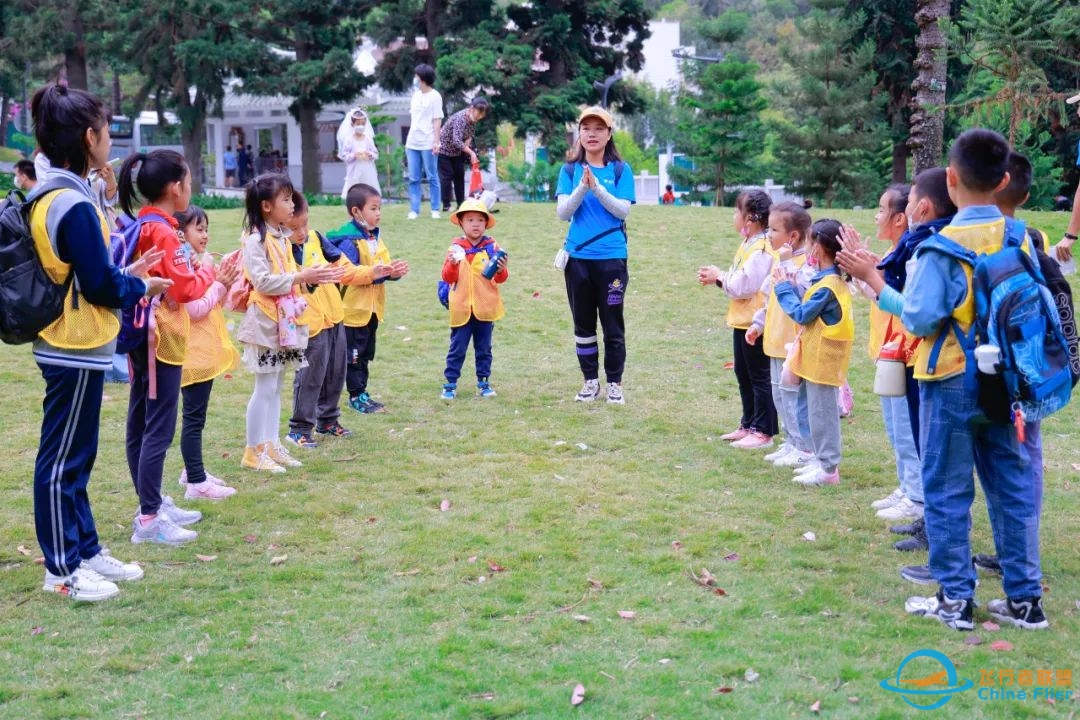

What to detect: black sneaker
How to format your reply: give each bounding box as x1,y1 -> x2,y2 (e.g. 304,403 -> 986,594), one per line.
890,517 -> 924,536
894,533 -> 928,552
905,589 -> 975,631
973,553 -> 1002,575
901,564 -> 934,585
987,596 -> 1048,630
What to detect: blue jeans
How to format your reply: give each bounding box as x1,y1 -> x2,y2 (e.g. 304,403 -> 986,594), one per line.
444,317 -> 494,384
881,394 -> 922,503
770,358 -> 810,452
919,375 -> 1042,599
406,148 -> 440,214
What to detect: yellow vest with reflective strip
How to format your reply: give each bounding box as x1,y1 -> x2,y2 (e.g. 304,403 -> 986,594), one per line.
789,273 -> 854,387
29,190 -> 120,349
763,253 -> 807,358
726,234 -> 772,329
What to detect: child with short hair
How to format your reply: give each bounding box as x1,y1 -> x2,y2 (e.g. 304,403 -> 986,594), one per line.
177,205 -> 240,499
325,183 -> 409,414
440,198 -> 508,399
238,175 -> 345,473
900,129 -> 1046,631
118,150 -> 217,545
747,201 -> 814,468
774,219 -> 855,486
285,191 -> 353,448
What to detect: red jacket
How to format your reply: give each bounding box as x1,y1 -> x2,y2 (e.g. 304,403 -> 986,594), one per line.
136,206 -> 215,303
441,236 -> 508,284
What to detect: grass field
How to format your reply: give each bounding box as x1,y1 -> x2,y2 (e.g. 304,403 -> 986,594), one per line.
0,200 -> 1078,719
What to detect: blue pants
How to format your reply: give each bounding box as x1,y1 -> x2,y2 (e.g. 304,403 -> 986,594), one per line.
919,375 -> 1042,600
444,317 -> 494,384
33,364 -> 105,577
406,147 -> 440,214
770,357 -> 810,452
126,344 -> 182,516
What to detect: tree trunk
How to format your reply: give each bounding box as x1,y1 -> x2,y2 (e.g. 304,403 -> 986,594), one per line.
891,140 -> 909,184
0,96 -> 9,148
64,12 -> 89,90
908,0 -> 948,175
298,100 -> 321,193
112,72 -> 123,116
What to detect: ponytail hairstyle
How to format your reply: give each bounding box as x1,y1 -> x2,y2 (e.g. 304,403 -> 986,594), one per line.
810,218 -> 849,279
31,84 -> 109,178
884,183 -> 911,217
736,189 -> 772,230
769,201 -> 812,246
243,173 -> 295,240
118,149 -> 189,217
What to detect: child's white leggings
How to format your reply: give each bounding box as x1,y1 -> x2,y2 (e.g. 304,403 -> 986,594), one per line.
246,369 -> 285,447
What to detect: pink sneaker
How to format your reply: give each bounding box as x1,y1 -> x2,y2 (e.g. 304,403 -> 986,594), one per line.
184,482 -> 238,500
793,468 -> 840,486
179,469 -> 227,486
730,431 -> 774,450
720,427 -> 751,442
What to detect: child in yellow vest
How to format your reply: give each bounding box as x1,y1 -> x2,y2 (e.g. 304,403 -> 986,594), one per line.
440,198 -> 508,399
177,205 -> 240,499
285,191 -> 355,447
697,190 -> 778,448
747,201 -> 816,468
325,183 -> 410,414
238,175 -> 345,473
774,219 -> 854,486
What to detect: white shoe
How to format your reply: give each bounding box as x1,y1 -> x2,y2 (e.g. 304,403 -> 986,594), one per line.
131,514 -> 198,545
268,442 -> 303,468
407,211 -> 419,220
774,449 -> 815,467
160,496 -> 202,526
575,379 -> 601,402
179,468 -> 227,486
431,211 -> 441,219
606,382 -> 624,404
43,566 -> 119,601
764,443 -> 793,463
871,488 -> 904,510
82,548 -> 143,581
793,467 -> 840,486
794,460 -> 822,476
876,497 -> 925,521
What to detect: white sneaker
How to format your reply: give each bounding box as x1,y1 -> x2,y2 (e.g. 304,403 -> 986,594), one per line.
131,514 -> 198,545
43,566 -> 119,601
160,496 -> 202,526
575,379 -> 601,402
794,460 -> 822,476
179,468 -> 227,486
871,488 -> 904,510
431,210 -> 441,219
606,382 -> 624,404
774,449 -> 815,467
764,443 -> 793,462
793,467 -> 840,486
407,211 -> 419,220
185,481 -> 238,500
876,497 -> 925,521
82,548 -> 143,581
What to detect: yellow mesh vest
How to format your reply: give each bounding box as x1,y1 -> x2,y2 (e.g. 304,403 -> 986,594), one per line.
912,219 -> 1015,381
341,236 -> 390,327
726,234 -> 772,329
31,191 -> 121,349
448,245 -> 505,327
300,230 -> 344,337
763,253 -> 807,358
155,299 -> 191,364
181,305 -> 239,387
789,273 -> 855,387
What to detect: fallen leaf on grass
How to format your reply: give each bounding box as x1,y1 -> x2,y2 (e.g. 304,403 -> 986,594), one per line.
554,440 -> 567,446
195,554 -> 217,562
982,621 -> 1000,631
572,615 -> 590,623
617,610 -> 636,620
16,545 -> 32,556
467,556 -> 478,563
803,531 -> 817,542
470,692 -> 495,701
965,635 -> 983,645
267,544 -> 281,550
30,626 -> 43,636
440,499 -> 451,512
243,534 -> 257,543
221,452 -> 231,459
34,557 -> 44,565
487,561 -> 506,573
714,686 -> 734,694
990,640 -> 1013,651
671,540 -> 683,550
571,683 -> 585,706
745,668 -> 760,683
269,555 -> 288,566
367,516 -> 378,524
532,291 -> 541,298
723,553 -> 740,562
587,578 -> 604,590
847,697 -> 859,704
554,473 -> 566,481
723,361 -> 735,369
394,568 -> 421,576
658,658 -> 671,665
576,443 -> 588,451
810,700 -> 821,713
1071,463 -> 1080,472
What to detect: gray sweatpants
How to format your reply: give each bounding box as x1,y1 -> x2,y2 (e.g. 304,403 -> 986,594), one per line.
804,380 -> 842,472
289,322 -> 347,434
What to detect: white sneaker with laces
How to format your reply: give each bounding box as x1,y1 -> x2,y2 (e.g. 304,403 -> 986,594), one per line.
179,468 -> 227,486
606,382 -> 624,404
876,497 -> 925,521
794,460 -> 822,476
185,481 -> 238,500
131,514 -> 198,545
43,566 -> 119,601
764,443 -> 793,462
774,449 -> 815,467
82,548 -> 143,581
871,488 -> 904,510
431,210 -> 441,219
160,496 -> 202,526
575,379 -> 601,402
407,211 -> 419,220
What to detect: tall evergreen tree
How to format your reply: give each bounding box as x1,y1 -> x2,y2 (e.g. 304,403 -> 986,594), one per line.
775,0 -> 884,206
909,0 -> 949,173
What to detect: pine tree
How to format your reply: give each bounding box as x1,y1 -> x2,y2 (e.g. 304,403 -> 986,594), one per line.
909,0 -> 950,173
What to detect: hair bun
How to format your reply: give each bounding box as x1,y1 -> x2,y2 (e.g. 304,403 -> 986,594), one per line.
802,199 -> 814,210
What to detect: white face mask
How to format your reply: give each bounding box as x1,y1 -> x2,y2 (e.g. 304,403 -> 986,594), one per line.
353,124 -> 366,135
412,77 -> 420,91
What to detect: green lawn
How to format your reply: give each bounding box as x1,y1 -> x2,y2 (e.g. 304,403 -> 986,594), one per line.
0,201 -> 1077,719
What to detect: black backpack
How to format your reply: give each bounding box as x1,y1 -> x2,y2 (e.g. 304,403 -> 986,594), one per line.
0,187 -> 73,345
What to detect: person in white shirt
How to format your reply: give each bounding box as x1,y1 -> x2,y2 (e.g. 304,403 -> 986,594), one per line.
404,63 -> 444,220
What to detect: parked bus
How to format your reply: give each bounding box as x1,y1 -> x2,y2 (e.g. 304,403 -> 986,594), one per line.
108,111 -> 183,161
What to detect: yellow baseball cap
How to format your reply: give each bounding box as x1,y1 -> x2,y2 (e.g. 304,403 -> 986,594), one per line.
577,106 -> 614,128
450,198 -> 496,228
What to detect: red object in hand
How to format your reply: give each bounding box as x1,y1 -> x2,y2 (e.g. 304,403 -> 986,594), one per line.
469,164 -> 483,195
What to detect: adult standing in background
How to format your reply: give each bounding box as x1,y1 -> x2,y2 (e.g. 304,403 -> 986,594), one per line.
223,145 -> 238,187
405,63 -> 444,220
438,97 -> 489,212
238,144 -> 250,185
1054,93 -> 1080,264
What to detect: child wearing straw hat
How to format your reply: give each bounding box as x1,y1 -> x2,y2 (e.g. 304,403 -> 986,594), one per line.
440,198 -> 509,399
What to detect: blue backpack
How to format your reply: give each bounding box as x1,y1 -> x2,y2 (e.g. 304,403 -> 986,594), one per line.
922,217 -> 1072,424
111,213 -> 172,354
438,238 -> 496,309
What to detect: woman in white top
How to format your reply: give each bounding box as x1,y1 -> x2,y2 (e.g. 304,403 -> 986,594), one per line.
404,63 -> 444,220
337,108 -> 380,198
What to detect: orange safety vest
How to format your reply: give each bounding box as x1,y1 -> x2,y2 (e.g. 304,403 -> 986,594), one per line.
447,242 -> 505,327
789,273 -> 854,387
